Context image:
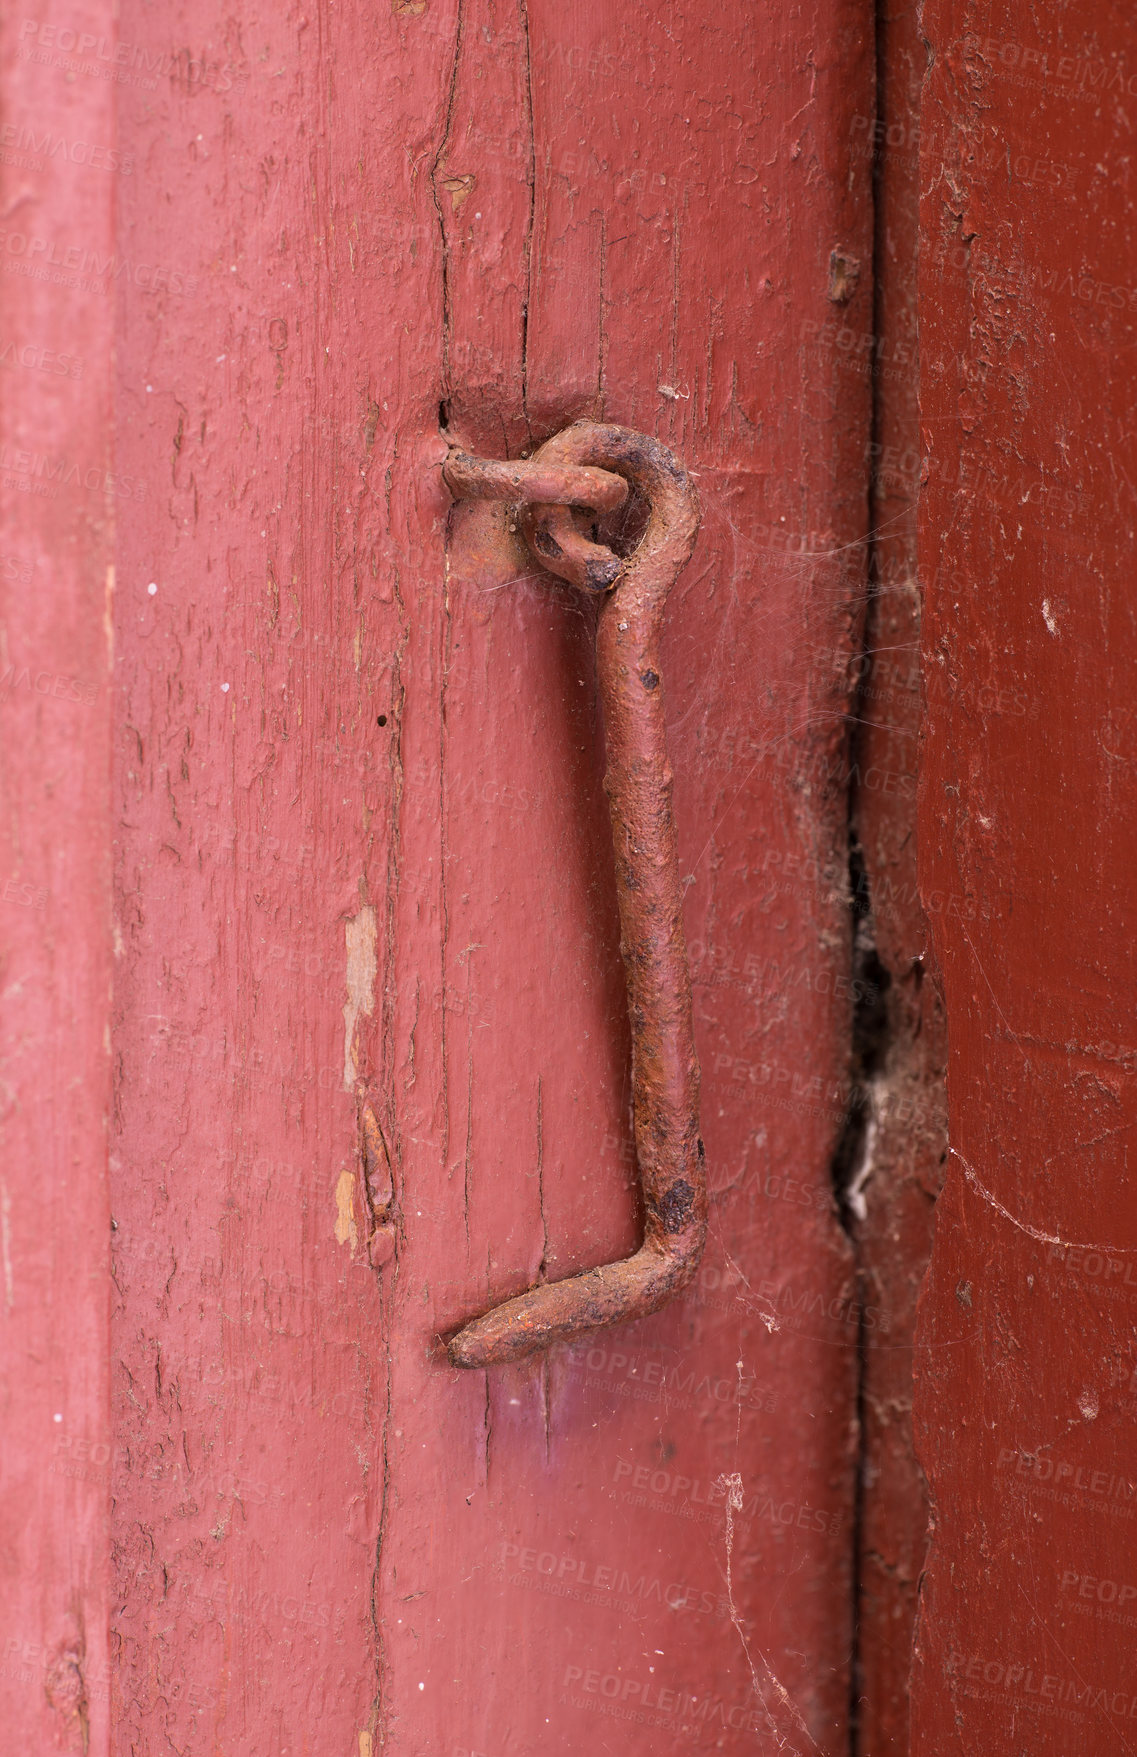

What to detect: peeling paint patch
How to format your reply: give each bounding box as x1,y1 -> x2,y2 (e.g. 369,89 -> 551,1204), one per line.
343,904 -> 378,1089
104,562 -> 115,666
0,1179 -> 11,1308
828,248 -> 862,303
358,1733 -> 373,1757
335,1169 -> 358,1250
45,1641 -> 89,1750
440,173 -> 475,212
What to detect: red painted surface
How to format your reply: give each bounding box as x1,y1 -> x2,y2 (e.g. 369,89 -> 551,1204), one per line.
104,0 -> 876,1752
107,3 -> 416,1745
912,2 -> 1137,1752
383,3 -> 879,1750
0,5 -> 116,1754
11,0 -> 1137,1748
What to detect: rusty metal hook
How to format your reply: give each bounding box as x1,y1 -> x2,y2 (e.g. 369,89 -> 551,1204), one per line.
441,422 -> 705,1368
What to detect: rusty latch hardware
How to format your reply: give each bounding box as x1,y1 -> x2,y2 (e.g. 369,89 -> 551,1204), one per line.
441,423 -> 706,1368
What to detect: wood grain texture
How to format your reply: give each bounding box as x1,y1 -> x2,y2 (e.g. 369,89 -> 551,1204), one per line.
913,2 -> 1137,1751
0,3 -> 117,1753
383,2 -> 874,1753
108,1 -> 421,1746
100,0 -> 877,1752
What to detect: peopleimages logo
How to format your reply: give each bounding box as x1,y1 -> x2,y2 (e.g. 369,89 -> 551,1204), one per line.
0,340 -> 83,377
0,229 -> 198,297
959,34 -> 1137,98
171,1571 -> 333,1631
0,121 -> 132,174
0,443 -> 145,502
945,1650 -> 1137,1719
566,1338 -> 776,1413
0,663 -> 98,705
18,21 -> 246,95
997,1446 -> 1137,1511
560,1664 -> 769,1735
611,1460 -> 844,1537
1049,1242 -> 1137,1288
498,1542 -> 730,1620
1060,1569 -> 1137,1607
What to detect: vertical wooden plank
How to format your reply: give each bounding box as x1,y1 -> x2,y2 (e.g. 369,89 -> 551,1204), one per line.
108,1 -> 446,1748
914,1 -> 1137,1751
378,3 -> 876,1754
0,2 -> 117,1752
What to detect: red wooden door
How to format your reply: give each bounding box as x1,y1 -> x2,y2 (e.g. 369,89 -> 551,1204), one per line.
2,1 -> 879,1752
11,0 -> 1132,1754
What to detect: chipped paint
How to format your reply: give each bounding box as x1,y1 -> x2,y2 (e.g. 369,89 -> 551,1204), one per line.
335,1169 -> 358,1250
343,905 -> 378,1090
104,562 -> 115,665
1,1180 -> 12,1309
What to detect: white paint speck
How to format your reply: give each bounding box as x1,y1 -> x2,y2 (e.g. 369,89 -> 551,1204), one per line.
1078,1388 -> 1099,1421
418,1682 -> 425,1692
1042,598 -> 1059,636
220,682 -> 230,693
147,582 -> 157,596
53,1412 -> 63,1423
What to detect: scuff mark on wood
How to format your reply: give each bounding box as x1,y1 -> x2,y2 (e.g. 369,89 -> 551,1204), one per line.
335,1169 -> 359,1250
344,904 -> 379,1090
